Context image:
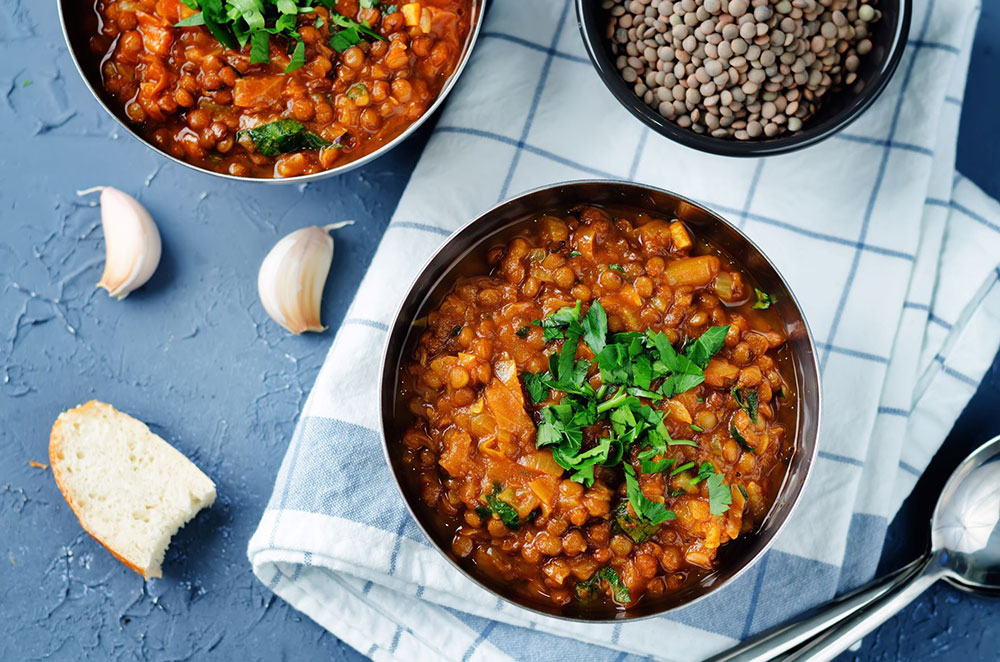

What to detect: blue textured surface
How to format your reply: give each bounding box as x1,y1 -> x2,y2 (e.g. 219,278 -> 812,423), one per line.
0,1 -> 997,661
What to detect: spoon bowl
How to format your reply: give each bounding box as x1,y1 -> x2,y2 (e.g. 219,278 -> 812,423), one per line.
933,437 -> 1000,593
708,434 -> 1000,662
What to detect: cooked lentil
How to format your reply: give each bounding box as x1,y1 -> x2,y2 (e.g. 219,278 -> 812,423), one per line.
397,205 -> 796,612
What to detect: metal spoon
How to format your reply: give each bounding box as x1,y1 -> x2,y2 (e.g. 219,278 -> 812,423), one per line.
707,434 -> 1000,662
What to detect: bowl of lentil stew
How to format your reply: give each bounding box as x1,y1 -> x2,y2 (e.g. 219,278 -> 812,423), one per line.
577,0 -> 910,156
59,0 -> 482,181
380,181 -> 821,619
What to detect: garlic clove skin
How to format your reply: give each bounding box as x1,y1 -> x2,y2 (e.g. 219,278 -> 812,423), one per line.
79,186 -> 162,300
257,222 -> 353,334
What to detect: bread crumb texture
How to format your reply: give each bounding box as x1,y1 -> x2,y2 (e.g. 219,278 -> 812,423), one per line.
49,400 -> 216,579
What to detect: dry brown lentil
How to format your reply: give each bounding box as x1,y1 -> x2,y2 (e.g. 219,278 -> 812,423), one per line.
605,0 -> 882,140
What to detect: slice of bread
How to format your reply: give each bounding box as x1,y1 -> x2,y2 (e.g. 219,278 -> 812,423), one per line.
50,401 -> 216,579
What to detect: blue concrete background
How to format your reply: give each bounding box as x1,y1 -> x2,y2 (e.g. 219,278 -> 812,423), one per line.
1,0 -> 996,660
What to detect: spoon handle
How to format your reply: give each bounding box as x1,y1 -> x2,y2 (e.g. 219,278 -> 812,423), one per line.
704,555 -> 929,662
781,552 -> 945,662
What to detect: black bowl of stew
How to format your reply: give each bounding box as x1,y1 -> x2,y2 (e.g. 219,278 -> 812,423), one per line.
58,0 -> 483,181
379,181 -> 821,620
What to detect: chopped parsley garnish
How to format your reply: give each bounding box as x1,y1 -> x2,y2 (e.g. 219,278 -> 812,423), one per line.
731,425 -> 755,452
689,461 -> 716,486
515,325 -> 530,339
482,483 -> 522,530
237,119 -> 331,156
752,287 -> 774,309
576,567 -> 631,603
175,1 -> 384,70
690,423 -> 704,432
732,387 -> 759,423
707,471 -> 732,515
569,251 -> 582,258
450,325 -> 463,337
521,301 -> 730,530
624,464 -> 675,524
670,461 -> 695,476
738,485 -> 749,499
609,263 -> 626,275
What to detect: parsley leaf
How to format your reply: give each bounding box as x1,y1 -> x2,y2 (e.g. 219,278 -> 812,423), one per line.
689,461 -> 716,486
613,501 -> 660,543
685,325 -> 730,369
238,119 -> 331,156
249,29 -> 270,63
515,326 -> 530,339
285,38 -> 306,72
670,461 -> 695,476
576,567 -> 631,603
706,472 -> 732,515
483,483 -> 522,530
522,371 -> 550,404
581,300 -> 608,355
623,464 -> 675,524
732,387 -> 759,423
752,287 -> 774,309
731,425 -> 755,452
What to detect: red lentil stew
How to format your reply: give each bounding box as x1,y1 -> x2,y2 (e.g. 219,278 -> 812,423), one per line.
397,205 -> 797,613
83,0 -> 474,178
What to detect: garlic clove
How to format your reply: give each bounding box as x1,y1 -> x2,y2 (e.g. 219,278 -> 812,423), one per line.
78,186 -> 162,300
257,221 -> 353,334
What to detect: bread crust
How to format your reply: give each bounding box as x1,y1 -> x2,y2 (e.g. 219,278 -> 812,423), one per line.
49,400 -> 156,579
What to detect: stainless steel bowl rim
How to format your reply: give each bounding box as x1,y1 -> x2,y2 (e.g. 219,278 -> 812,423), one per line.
57,0 -> 484,184
378,179 -> 822,623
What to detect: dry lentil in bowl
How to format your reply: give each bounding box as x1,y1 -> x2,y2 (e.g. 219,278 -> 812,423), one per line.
81,0 -> 474,178
396,204 -> 796,612
605,0 -> 883,140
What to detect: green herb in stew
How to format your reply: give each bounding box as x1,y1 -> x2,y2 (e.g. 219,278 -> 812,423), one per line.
482,483 -> 522,531
575,567 -> 631,603
732,386 -> 759,423
238,119 -> 332,156
752,287 -> 774,309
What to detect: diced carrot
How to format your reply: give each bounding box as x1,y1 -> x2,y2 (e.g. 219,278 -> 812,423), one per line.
664,255 -> 721,287
233,75 -> 284,108
136,12 -> 174,56
528,476 -> 560,516
669,221 -> 692,250
438,428 -> 471,477
704,358 -> 739,387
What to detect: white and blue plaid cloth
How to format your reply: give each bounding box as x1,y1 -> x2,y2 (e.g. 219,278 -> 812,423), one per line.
249,1 -> 1000,659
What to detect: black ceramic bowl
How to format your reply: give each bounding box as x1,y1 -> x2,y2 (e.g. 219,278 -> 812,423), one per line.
379,180 -> 822,620
577,0 -> 911,156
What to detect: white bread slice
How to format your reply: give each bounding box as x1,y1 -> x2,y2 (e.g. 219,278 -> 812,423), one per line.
49,401 -> 216,579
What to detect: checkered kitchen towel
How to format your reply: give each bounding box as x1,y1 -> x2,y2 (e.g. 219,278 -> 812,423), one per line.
249,0 -> 1000,659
